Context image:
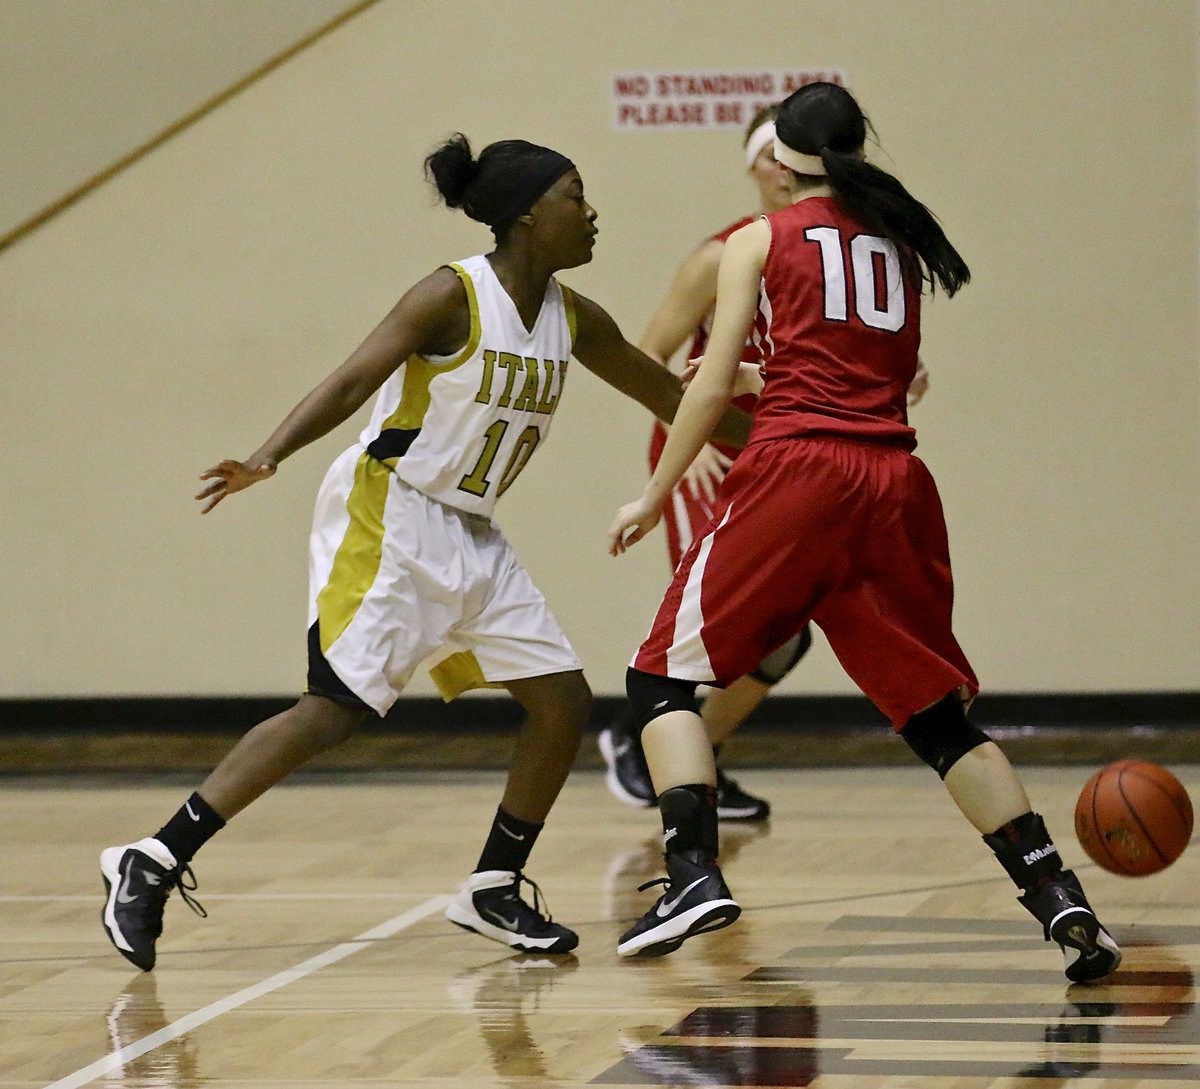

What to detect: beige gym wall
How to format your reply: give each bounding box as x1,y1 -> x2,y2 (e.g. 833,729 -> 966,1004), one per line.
0,0 -> 353,237
1,0 -> 1196,700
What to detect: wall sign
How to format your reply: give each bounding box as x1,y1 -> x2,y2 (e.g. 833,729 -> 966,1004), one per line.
612,69 -> 847,131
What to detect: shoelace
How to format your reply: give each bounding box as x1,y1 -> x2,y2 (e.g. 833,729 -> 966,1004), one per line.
636,877 -> 670,894
167,864 -> 208,919
490,872 -> 557,925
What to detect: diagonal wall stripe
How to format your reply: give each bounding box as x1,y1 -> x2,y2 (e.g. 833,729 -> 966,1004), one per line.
0,0 -> 382,256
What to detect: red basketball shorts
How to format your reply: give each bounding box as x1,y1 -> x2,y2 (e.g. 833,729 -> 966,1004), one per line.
631,436 -> 979,729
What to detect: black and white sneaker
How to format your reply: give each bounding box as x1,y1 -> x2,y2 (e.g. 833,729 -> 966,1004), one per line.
598,716 -> 656,808
1019,870 -> 1121,983
617,852 -> 740,958
445,870 -> 578,954
715,768 -> 770,822
100,838 -> 206,971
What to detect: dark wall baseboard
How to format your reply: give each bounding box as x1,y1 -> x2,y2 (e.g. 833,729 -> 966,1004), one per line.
1,692 -> 1197,735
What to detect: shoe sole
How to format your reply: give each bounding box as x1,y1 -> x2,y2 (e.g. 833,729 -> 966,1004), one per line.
716,803 -> 770,821
598,731 -> 656,808
1049,906 -> 1122,983
100,847 -> 154,971
617,898 -> 741,958
444,901 -> 578,954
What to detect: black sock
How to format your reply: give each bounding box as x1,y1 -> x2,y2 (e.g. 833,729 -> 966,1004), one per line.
154,792 -> 226,865
982,811 -> 1065,892
659,783 -> 718,862
475,806 -> 543,874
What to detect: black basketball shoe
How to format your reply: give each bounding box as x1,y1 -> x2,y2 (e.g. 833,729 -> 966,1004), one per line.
598,714 -> 656,808
715,768 -> 770,822
617,852 -> 740,958
445,870 -> 578,954
1019,870 -> 1121,983
100,838 -> 206,971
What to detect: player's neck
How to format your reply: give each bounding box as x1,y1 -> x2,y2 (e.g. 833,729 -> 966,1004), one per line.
791,182 -> 834,202
486,251 -> 553,328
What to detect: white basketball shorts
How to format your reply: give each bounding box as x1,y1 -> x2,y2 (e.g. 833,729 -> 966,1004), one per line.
307,445 -> 582,715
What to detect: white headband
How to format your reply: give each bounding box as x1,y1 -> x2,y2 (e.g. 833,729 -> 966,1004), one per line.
773,135 -> 827,176
743,120 -> 776,167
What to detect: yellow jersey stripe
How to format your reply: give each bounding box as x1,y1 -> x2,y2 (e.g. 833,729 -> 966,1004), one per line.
435,262 -> 482,368
375,263 -> 481,436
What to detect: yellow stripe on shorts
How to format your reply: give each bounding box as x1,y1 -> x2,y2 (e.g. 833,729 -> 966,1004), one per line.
316,452 -> 391,653
429,650 -> 506,702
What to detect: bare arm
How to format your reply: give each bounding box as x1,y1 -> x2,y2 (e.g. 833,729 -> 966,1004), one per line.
570,291 -> 751,448
197,267 -> 469,513
637,238 -> 723,366
640,237 -> 736,503
608,219 -> 770,555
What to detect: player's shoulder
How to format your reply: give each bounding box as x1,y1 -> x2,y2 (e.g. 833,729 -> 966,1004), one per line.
724,216 -> 772,254
712,213 -> 758,244
402,263 -> 471,311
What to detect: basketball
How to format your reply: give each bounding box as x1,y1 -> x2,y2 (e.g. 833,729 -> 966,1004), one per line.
1074,760 -> 1193,876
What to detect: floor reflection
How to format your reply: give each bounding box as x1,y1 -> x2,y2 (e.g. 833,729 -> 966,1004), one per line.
102,973 -> 197,1087
597,927 -> 1199,1085
446,953 -> 578,1085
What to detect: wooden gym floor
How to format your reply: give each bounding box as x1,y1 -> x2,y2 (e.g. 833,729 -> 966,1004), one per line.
2,764 -> 1197,1088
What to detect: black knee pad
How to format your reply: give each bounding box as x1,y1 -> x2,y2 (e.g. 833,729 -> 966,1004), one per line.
750,625 -> 813,685
900,693 -> 990,778
625,667 -> 700,732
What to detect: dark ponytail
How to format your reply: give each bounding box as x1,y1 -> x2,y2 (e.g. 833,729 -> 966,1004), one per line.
776,83 -> 970,296
424,132 -> 575,241
424,132 -> 478,212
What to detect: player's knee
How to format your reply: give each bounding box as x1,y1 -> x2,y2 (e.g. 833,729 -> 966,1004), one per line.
900,692 -> 990,779
749,625 -> 813,686
515,670 -> 592,731
625,667 -> 700,733
297,692 -> 371,749
556,670 -> 593,729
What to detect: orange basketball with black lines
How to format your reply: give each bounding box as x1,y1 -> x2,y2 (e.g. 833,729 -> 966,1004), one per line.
1074,760 -> 1193,876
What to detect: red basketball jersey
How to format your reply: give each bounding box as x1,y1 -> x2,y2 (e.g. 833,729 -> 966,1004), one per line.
748,197 -> 922,450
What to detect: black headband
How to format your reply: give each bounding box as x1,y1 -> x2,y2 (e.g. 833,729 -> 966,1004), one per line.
484,150 -> 575,231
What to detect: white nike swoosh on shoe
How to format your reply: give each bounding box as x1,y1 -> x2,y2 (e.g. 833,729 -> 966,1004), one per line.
656,877 -> 707,917
115,870 -> 140,905
482,908 -> 521,932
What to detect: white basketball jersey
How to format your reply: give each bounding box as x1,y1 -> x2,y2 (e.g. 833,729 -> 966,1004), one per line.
359,255 -> 575,518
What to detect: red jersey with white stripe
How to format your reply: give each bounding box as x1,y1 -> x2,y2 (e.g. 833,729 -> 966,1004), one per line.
748,196 -> 922,450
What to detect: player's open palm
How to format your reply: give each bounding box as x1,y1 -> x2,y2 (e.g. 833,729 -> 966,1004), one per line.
196,459 -> 276,514
608,496 -> 662,556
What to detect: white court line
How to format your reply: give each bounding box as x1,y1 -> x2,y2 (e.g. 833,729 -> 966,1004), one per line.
43,895 -> 450,1089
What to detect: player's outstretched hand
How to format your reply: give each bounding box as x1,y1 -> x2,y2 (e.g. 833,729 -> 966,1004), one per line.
683,443 -> 733,504
196,458 -> 277,514
907,360 -> 930,407
608,496 -> 662,556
